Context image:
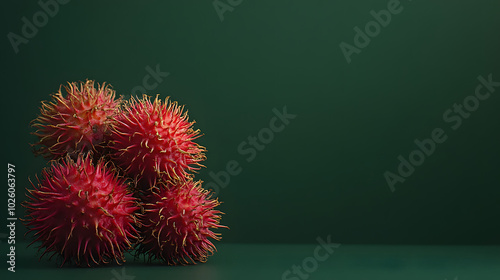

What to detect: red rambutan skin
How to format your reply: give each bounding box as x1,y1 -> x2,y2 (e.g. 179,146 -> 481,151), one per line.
109,95 -> 206,188
23,155 -> 139,267
137,180 -> 226,265
31,80 -> 122,160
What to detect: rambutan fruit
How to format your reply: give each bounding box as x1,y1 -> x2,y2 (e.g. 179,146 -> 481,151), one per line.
137,180 -> 226,265
31,80 -> 122,160
109,95 -> 206,188
23,155 -> 139,266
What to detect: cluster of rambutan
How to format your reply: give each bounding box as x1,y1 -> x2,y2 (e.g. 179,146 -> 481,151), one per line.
24,80 -> 226,267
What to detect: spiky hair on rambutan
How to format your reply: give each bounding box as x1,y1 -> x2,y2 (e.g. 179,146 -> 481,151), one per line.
137,180 -> 227,265
31,80 -> 122,160
23,154 -> 139,267
109,95 -> 206,189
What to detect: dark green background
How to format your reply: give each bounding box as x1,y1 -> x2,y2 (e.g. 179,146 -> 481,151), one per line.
2,0 -> 500,251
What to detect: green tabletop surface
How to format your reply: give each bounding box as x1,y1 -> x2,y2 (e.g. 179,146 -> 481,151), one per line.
2,242 -> 500,280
